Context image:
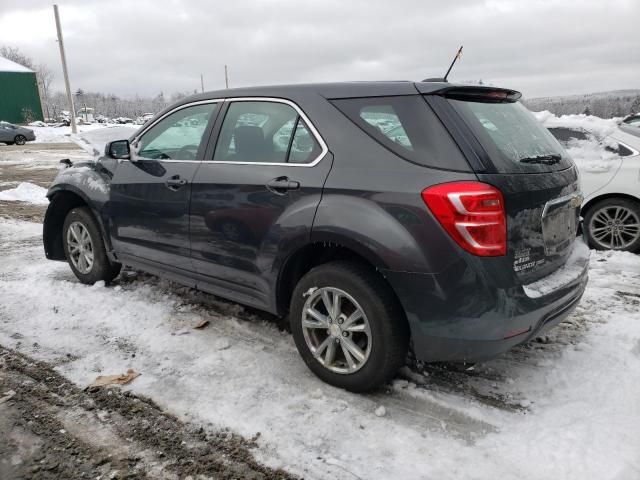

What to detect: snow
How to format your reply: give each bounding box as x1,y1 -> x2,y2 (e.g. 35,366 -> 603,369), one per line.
0,56 -> 33,73
1,216 -> 640,479
532,110 -> 620,141
532,111 -> 625,172
0,182 -> 48,204
28,124 -> 115,144
70,125 -> 138,157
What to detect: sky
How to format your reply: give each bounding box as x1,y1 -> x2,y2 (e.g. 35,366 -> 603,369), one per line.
0,0 -> 638,100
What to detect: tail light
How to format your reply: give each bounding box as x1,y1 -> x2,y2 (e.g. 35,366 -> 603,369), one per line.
421,181 -> 506,256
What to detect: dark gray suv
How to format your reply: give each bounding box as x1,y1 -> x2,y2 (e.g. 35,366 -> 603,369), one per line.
43,81 -> 589,391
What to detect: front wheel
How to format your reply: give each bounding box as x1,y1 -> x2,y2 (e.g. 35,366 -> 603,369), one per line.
14,135 -> 26,145
290,261 -> 409,392
62,207 -> 121,284
583,198 -> 640,252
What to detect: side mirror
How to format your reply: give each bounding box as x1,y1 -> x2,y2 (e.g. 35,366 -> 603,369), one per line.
105,139 -> 131,160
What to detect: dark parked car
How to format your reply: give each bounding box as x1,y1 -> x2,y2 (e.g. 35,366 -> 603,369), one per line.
43,82 -> 589,391
0,121 -> 36,145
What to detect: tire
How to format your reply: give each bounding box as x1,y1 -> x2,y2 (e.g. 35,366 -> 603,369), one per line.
14,135 -> 26,145
583,198 -> 640,252
62,207 -> 121,284
290,261 -> 409,392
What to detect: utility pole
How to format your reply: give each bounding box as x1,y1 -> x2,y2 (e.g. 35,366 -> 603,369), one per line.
200,73 -> 204,93
53,4 -> 77,133
224,65 -> 229,89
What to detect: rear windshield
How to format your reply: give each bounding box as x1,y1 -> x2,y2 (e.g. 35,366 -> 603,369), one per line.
331,96 -> 471,171
448,99 -> 573,173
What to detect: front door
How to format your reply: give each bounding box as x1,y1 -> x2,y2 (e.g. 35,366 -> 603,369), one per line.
189,99 -> 331,310
108,101 -> 220,273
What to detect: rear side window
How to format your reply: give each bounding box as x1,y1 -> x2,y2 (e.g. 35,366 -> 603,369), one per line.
448,99 -> 573,173
213,101 -> 322,164
331,96 -> 470,171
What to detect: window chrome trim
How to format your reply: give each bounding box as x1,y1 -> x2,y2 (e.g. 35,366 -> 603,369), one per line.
130,96 -> 328,167
132,99 -> 224,145
542,191 -> 584,218
617,140 -> 640,157
207,96 -> 329,167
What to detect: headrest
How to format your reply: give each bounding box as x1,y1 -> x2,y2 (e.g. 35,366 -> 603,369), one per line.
234,126 -> 265,160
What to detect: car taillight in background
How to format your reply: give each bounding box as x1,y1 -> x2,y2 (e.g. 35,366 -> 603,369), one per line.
422,181 -> 506,256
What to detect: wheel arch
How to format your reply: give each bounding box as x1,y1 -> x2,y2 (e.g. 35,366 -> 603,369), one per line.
582,192 -> 640,216
43,186 -> 110,261
275,237 -> 397,317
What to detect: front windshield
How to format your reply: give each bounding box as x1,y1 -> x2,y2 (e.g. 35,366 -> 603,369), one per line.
449,99 -> 573,173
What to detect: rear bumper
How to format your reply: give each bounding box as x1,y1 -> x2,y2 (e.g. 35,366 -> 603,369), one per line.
382,240 -> 590,363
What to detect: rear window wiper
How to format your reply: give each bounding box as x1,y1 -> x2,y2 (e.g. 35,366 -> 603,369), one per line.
518,154 -> 561,165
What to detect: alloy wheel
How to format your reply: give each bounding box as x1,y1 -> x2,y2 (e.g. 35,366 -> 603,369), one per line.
301,287 -> 372,374
589,205 -> 640,250
66,221 -> 95,274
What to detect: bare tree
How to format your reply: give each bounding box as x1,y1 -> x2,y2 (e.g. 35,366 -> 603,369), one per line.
37,63 -> 55,120
0,45 -> 35,69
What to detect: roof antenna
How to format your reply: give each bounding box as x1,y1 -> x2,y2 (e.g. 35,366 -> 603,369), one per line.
422,45 -> 463,82
443,45 -> 463,81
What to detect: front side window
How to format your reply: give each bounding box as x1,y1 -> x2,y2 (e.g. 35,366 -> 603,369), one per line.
136,103 -> 218,160
213,101 -> 322,164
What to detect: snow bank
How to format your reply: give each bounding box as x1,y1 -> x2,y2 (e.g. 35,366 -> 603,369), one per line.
29,123 -> 112,144
532,110 -> 623,171
70,125 -> 138,157
532,110 -> 620,139
0,182 -> 48,204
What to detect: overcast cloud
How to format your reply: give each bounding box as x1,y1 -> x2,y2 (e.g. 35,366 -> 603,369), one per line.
0,0 -> 638,99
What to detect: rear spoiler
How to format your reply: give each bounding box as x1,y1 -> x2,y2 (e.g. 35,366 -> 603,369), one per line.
416,83 -> 522,103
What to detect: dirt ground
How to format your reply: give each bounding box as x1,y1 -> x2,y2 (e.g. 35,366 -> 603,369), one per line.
0,149 -> 60,222
0,347 -> 296,480
0,146 -> 297,480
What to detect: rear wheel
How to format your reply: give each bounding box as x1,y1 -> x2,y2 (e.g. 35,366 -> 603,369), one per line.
62,207 -> 121,284
584,198 -> 640,252
14,135 -> 26,145
290,261 -> 409,392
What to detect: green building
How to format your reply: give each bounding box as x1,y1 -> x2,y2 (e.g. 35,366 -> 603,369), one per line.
0,56 -> 44,124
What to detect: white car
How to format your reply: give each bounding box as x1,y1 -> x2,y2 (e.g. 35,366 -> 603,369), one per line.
537,112 -> 640,252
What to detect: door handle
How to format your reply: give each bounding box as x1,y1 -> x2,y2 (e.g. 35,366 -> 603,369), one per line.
266,176 -> 300,195
165,175 -> 188,190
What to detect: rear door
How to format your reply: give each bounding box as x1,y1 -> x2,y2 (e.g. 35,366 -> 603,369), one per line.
426,91 -> 581,284
108,101 -> 220,272
189,98 -> 331,310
